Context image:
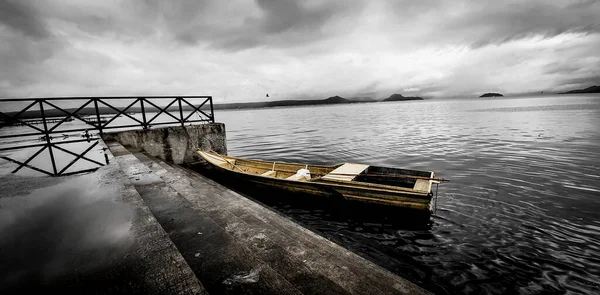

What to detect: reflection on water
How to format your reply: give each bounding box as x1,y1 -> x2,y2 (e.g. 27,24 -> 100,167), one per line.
214,95 -> 600,294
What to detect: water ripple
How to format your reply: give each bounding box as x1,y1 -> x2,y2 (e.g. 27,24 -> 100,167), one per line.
215,95 -> 600,294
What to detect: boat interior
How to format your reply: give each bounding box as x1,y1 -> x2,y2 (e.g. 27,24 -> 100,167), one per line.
198,151 -> 433,191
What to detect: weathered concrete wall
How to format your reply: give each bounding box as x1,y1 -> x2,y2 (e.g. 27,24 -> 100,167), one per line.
102,124 -> 226,164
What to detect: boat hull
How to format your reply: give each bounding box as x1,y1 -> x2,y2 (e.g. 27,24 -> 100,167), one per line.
204,157 -> 433,213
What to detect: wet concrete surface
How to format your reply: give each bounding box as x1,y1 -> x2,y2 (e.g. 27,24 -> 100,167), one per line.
105,139 -> 430,295
1,136 -> 429,294
0,148 -> 205,294
109,144 -> 303,294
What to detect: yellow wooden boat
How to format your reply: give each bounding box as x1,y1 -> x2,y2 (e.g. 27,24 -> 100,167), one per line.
197,150 -> 442,213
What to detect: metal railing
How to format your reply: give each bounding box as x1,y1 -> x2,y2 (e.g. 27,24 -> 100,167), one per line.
0,96 -> 214,176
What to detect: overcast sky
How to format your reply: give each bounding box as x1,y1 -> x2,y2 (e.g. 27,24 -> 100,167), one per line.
1,0 -> 599,102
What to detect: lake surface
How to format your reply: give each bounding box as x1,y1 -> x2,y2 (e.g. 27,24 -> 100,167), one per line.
216,95 -> 600,294
1,94 -> 599,294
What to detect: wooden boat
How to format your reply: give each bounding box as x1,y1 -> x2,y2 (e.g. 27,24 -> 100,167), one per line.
197,150 -> 442,213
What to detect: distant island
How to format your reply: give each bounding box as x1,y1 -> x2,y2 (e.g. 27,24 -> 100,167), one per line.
479,93 -> 504,97
383,94 -> 424,101
560,85 -> 600,94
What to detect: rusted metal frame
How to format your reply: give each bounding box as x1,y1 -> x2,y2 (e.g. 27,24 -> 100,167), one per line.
53,142 -> 105,167
43,100 -> 97,128
11,145 -> 48,173
47,99 -> 94,132
181,97 -> 211,122
0,155 -> 54,176
39,101 -> 58,175
98,98 -> 143,128
57,140 -> 100,175
144,98 -> 181,125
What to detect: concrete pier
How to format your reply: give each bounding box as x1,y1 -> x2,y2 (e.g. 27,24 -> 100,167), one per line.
105,139 -> 430,294
102,123 -> 227,164
1,125 -> 429,294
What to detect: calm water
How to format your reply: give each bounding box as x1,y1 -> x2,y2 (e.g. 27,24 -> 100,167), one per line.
2,95 -> 599,293
216,95 -> 600,294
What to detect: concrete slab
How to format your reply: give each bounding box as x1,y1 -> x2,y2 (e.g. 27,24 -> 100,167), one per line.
135,152 -> 351,295
136,151 -> 431,295
0,144 -> 205,294
108,145 -> 302,294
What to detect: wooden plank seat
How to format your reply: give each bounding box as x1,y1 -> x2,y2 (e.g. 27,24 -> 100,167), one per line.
321,163 -> 369,182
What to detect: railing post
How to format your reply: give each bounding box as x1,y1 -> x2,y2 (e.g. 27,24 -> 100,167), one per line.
209,96 -> 214,123
39,99 -> 58,176
140,97 -> 147,130
93,98 -> 102,135
178,97 -> 184,127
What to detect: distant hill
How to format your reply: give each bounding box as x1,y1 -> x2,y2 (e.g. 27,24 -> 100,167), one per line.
212,95 -> 353,110
479,93 -> 504,97
560,85 -> 600,94
383,94 -> 424,101
322,95 -> 350,103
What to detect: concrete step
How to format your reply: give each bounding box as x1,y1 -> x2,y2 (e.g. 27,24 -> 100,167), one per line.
2,140 -> 206,295
109,144 -> 303,295
142,153 -> 429,295
133,152 -> 352,295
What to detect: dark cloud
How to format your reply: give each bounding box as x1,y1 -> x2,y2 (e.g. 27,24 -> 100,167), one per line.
387,0 -> 600,47
8,0 -> 357,51
0,0 -> 49,39
454,1 -> 600,47
544,62 -> 582,75
162,0 -> 363,50
557,75 -> 600,90
0,0 -> 361,51
254,0 -> 340,34
0,0 -> 599,98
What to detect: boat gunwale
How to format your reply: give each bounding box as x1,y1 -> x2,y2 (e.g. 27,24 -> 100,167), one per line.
209,160 -> 433,207
199,150 -> 340,170
198,150 -> 433,197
